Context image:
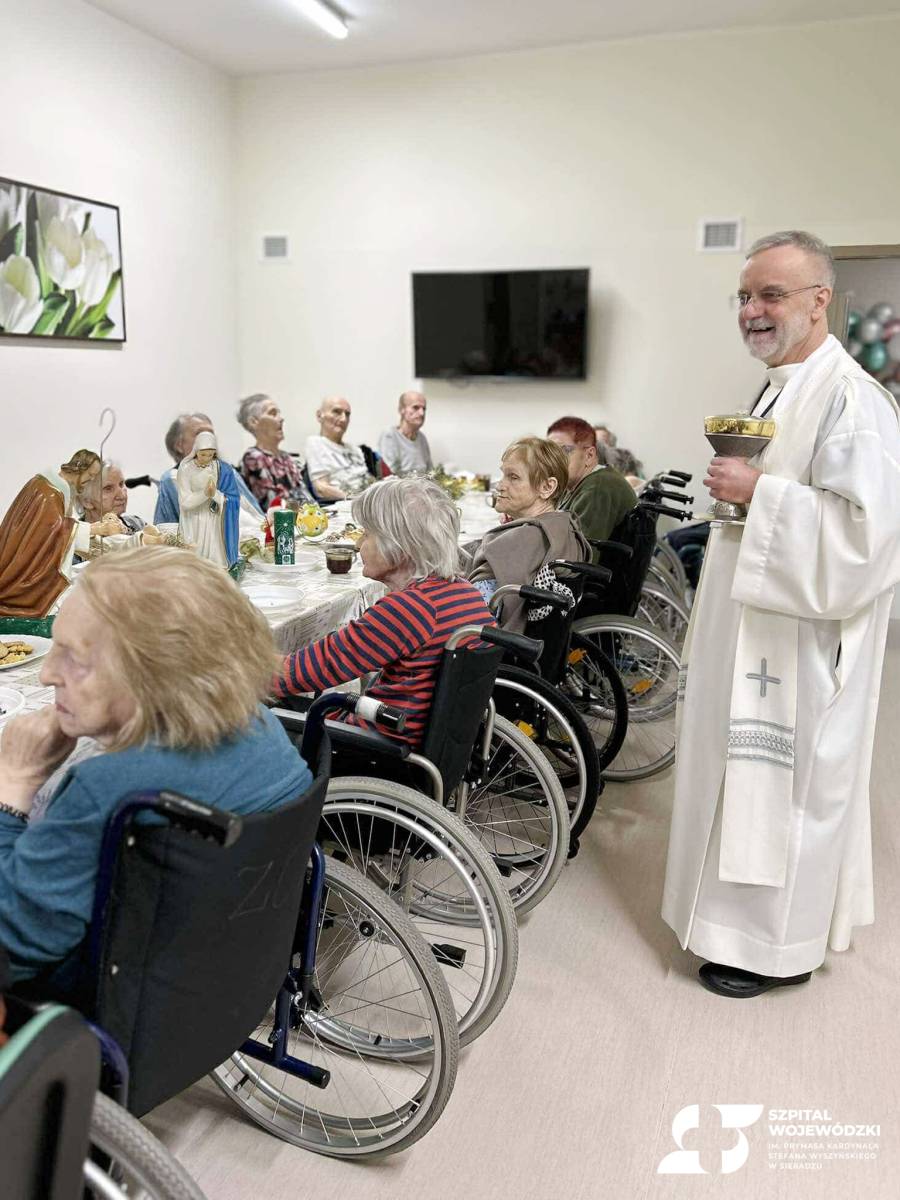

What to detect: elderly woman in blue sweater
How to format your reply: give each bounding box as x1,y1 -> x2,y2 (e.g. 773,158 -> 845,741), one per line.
0,547 -> 312,985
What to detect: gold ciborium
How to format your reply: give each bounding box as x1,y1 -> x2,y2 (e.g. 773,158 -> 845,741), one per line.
704,414 -> 776,522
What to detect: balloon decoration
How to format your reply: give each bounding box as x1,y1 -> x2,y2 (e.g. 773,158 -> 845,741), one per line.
846,302 -> 900,387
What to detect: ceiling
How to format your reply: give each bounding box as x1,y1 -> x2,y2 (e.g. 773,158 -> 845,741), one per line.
87,0 -> 900,76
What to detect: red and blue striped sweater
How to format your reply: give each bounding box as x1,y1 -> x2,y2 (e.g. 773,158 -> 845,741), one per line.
274,576 -> 495,748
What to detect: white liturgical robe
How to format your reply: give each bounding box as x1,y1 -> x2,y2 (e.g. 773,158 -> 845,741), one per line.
662,335 -> 900,976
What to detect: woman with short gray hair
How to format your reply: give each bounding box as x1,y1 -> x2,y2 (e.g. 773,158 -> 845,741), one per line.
274,476 -> 493,747
237,392 -> 313,509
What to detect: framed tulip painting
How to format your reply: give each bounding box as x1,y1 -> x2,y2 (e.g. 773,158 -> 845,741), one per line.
0,175 -> 125,342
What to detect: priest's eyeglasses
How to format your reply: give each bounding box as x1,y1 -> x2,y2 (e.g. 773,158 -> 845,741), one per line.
732,284 -> 824,310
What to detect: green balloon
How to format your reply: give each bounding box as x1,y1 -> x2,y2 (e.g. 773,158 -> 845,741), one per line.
848,309 -> 862,332
861,341 -> 888,372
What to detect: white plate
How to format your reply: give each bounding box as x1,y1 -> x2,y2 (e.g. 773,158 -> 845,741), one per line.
0,686 -> 24,724
0,634 -> 53,672
242,585 -> 302,611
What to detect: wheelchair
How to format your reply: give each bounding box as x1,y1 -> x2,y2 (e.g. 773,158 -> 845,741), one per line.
564,476 -> 694,781
11,693 -> 458,1161
486,578 -> 628,851
277,623 -> 569,939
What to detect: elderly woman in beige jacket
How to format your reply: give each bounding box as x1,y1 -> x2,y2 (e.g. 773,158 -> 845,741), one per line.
463,437 -> 590,632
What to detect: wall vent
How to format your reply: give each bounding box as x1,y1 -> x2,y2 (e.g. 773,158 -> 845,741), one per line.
697,218 -> 743,253
261,234 -> 290,261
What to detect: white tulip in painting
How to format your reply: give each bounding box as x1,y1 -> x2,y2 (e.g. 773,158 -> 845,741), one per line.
0,254 -> 43,334
43,216 -> 86,291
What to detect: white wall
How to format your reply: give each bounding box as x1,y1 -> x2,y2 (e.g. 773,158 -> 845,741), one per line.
0,0 -> 237,521
235,16 -> 900,503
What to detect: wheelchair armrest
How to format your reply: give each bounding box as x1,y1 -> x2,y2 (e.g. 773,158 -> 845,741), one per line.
325,720 -> 410,759
553,561 -> 613,584
588,540 -> 633,560
518,585 -> 571,611
478,626 -> 543,664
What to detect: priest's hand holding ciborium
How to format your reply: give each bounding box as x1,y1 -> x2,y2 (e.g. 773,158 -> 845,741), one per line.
703,414 -> 776,522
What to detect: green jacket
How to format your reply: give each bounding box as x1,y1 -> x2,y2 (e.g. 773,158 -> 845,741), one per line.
561,466 -> 637,556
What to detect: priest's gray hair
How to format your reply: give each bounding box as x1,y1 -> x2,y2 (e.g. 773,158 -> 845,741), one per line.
351,476 -> 461,581
237,393 -> 271,433
164,412 -> 212,462
746,231 -> 836,290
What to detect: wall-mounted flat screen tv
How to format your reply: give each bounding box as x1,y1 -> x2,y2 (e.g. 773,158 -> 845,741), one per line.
412,268 -> 589,380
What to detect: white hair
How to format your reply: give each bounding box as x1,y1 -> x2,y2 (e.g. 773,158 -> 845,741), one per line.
236,393 -> 270,433
351,476 -> 461,581
78,458 -> 121,517
746,230 -> 836,290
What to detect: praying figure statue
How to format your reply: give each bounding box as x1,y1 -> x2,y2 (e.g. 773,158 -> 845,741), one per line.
177,432 -> 240,568
0,449 -> 125,618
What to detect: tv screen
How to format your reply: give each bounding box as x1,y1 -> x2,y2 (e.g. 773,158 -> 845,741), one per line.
412,269 -> 589,380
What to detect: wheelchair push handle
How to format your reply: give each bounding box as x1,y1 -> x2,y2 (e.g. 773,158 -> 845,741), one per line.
124,474 -> 158,489
639,501 -> 694,521
309,690 -> 406,732
665,470 -> 692,483
477,625 -> 544,665
643,487 -> 694,504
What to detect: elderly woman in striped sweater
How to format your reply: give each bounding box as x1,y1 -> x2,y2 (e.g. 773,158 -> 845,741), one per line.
273,476 -> 493,747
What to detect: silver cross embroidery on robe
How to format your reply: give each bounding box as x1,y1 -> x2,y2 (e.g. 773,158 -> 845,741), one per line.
727,658 -> 794,770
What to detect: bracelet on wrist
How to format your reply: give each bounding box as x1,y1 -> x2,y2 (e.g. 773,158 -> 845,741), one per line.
0,802 -> 29,824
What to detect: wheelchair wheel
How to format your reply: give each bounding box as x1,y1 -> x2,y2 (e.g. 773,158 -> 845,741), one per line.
571,615 -> 680,782
212,858 -> 458,1158
652,538 -> 689,596
492,666 -> 601,843
562,635 -> 629,775
84,1092 -> 206,1199
636,584 -> 690,647
458,713 -> 569,914
319,779 -> 518,1046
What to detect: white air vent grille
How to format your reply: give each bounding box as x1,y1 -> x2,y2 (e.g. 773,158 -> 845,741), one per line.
262,234 -> 290,261
697,218 -> 743,253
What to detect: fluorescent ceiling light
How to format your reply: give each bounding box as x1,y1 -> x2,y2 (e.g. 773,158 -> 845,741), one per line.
293,0 -> 349,40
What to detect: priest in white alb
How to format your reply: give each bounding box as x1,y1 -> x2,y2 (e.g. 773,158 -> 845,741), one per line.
662,230 -> 900,998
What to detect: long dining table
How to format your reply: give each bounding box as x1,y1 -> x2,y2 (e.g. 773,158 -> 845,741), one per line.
0,488 -> 502,807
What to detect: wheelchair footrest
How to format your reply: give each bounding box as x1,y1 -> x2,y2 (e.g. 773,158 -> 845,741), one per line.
431,942 -> 467,969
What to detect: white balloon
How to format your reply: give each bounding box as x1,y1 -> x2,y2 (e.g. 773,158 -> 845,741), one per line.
847,338 -> 863,358
857,317 -> 883,344
887,332 -> 900,361
867,302 -> 894,324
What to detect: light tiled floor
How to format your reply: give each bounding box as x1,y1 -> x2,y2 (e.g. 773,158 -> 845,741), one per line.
146,625 -> 900,1200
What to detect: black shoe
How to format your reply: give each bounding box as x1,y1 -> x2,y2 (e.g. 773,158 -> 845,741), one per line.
698,962 -> 812,999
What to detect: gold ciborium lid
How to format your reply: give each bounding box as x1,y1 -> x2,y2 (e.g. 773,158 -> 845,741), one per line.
704,413 -> 776,459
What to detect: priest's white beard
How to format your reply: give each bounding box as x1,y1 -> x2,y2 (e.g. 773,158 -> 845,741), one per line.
741,307 -> 811,363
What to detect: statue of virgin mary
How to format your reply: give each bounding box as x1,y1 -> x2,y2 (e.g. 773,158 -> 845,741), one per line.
176,432 -> 240,568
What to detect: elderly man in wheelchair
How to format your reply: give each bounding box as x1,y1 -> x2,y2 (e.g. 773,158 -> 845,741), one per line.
0,547 -> 459,1174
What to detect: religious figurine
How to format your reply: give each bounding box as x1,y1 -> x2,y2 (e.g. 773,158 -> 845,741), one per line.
177,432 -> 240,568
0,449 -> 127,618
